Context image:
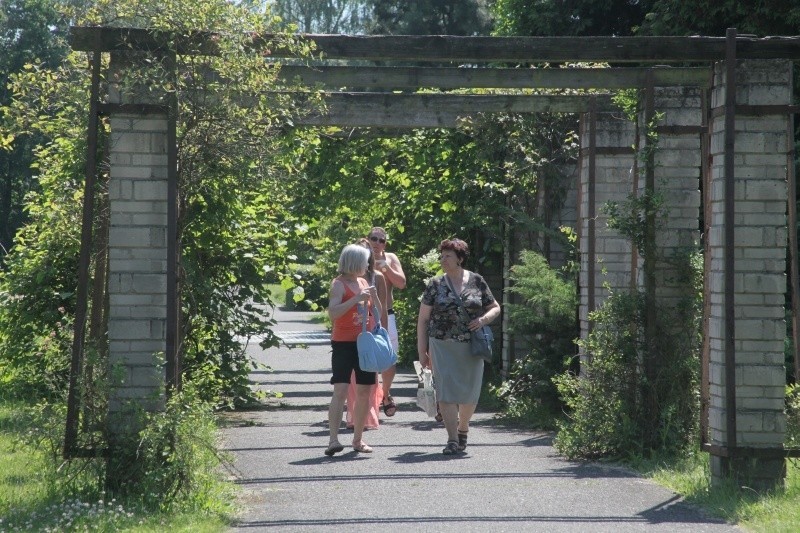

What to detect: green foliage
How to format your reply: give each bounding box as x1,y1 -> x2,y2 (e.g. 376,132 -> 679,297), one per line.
603,190 -> 666,258
105,384 -> 232,512
81,0 -> 321,405
492,250 -> 577,425
0,51 -> 88,400
272,0 -> 372,33
787,384 -> 800,449
0,0 -> 325,407
1,394 -> 232,531
555,258 -> 702,460
279,110 -> 579,369
366,0 -> 492,35
491,0 -> 800,39
554,290 -> 645,459
21,384 -> 232,513
0,0 -> 70,263
637,0 -> 800,36
492,0 -> 652,37
283,263 -> 329,310
637,450 -> 800,533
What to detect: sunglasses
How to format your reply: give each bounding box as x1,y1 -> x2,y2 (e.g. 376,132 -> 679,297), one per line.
369,236 -> 386,244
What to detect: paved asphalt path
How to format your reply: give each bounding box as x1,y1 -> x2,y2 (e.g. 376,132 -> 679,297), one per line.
221,307 -> 741,533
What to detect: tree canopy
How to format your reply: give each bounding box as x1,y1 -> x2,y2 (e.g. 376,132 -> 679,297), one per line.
1,0 -> 69,263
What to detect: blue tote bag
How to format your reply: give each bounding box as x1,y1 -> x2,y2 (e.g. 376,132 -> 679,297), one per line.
356,303 -> 397,373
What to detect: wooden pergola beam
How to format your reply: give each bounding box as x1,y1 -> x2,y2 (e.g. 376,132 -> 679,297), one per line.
69,27 -> 800,62
295,93 -> 617,128
278,66 -> 713,90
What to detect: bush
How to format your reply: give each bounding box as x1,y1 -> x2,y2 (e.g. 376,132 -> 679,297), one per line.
555,278 -> 701,460
491,250 -> 577,425
554,290 -> 644,458
1,385 -> 232,531
282,264 -> 329,311
105,383 -> 231,511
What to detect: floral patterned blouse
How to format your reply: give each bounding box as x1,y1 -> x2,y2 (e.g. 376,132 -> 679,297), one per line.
421,271 -> 496,342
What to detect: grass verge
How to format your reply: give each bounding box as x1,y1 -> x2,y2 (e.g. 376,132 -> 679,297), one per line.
0,399 -> 234,532
632,449 -> 800,532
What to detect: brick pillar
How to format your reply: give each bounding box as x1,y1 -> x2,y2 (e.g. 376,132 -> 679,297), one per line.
640,87 -> 702,306
708,59 -> 791,490
578,113 -> 637,348
107,114 -> 169,424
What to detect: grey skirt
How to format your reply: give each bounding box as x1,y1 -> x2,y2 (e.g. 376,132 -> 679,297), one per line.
429,337 -> 483,404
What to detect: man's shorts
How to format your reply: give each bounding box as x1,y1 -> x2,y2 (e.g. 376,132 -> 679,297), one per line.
387,311 -> 399,352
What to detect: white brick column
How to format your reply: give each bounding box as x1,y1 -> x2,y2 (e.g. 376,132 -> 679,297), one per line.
640,87 -> 702,306
107,114 -> 169,419
708,59 -> 791,489
578,114 -> 637,345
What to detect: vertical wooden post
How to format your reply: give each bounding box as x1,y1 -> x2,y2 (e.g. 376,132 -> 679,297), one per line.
166,51 -> 181,395
587,96 -> 597,336
788,110 -> 800,383
64,52 -> 102,457
723,27 -> 738,450
701,87 -> 712,446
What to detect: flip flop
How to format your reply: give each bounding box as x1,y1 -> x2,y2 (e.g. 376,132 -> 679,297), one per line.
382,396 -> 397,417
324,443 -> 344,456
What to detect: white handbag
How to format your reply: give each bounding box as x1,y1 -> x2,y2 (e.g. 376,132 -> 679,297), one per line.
415,367 -> 437,417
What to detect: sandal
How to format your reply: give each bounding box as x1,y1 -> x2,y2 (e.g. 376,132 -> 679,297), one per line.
442,440 -> 459,455
435,402 -> 443,423
457,430 -> 468,451
324,442 -> 344,456
382,396 -> 397,417
352,442 -> 373,453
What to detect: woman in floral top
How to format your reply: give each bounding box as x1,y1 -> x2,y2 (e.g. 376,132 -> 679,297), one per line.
417,238 -> 501,455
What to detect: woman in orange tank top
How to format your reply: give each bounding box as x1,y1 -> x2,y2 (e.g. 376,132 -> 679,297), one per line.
325,244 -> 381,456
346,238 -> 388,430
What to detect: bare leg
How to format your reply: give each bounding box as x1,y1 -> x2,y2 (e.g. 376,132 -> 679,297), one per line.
381,365 -> 396,400
456,403 -> 477,451
352,384 -> 373,452
327,383 -> 348,449
457,403 -> 477,433
439,401 -> 459,442
381,365 -> 397,417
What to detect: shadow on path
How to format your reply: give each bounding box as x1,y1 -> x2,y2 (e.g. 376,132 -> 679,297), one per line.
222,308 -> 739,532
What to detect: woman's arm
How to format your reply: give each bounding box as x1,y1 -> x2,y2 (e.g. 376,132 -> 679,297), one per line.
417,303 -> 433,368
467,300 -> 501,331
328,279 -> 368,321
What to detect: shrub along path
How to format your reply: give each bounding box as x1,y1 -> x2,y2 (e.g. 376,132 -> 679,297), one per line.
221,307 -> 741,532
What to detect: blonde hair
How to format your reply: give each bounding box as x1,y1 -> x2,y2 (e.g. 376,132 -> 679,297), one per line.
337,244 -> 369,275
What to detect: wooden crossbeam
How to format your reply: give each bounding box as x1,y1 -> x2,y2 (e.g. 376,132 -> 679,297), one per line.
69,27 -> 800,62
278,66 -> 712,90
294,93 -> 617,128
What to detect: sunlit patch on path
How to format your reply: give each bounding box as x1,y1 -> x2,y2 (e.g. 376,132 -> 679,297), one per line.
276,331 -> 330,345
